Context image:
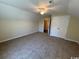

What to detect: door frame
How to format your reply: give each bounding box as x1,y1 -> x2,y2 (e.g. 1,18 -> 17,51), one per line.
43,16 -> 51,35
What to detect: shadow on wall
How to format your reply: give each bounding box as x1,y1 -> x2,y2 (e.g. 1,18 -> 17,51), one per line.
0,3 -> 40,42
66,16 -> 79,43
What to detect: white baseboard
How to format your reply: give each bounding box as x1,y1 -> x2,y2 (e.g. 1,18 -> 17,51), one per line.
0,31 -> 38,43
65,38 -> 79,44
0,33 -> 79,45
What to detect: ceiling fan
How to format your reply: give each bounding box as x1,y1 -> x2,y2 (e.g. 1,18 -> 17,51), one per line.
28,0 -> 56,15
35,0 -> 55,15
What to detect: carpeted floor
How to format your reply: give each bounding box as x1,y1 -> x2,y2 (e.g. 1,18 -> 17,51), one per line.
0,32 -> 79,59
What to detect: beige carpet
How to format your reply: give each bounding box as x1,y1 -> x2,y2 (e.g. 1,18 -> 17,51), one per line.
0,32 -> 79,59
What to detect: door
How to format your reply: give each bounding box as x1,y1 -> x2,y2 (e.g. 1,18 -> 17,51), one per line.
44,16 -> 51,34
44,19 -> 49,33
50,16 -> 70,38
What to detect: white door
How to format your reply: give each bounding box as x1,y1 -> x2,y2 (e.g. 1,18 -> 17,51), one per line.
50,16 -> 70,38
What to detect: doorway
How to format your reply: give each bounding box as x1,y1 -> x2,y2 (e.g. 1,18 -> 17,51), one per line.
44,16 -> 51,34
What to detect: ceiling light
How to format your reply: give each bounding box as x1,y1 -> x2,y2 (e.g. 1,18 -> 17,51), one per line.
40,11 -> 45,15
38,8 -> 46,15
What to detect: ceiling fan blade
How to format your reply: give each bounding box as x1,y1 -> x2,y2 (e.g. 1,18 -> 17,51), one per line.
48,7 -> 56,10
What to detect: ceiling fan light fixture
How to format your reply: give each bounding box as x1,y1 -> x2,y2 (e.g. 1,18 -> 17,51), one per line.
38,8 -> 46,15
40,11 -> 45,15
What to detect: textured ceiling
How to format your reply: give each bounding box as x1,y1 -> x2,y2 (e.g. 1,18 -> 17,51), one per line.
0,0 -> 79,16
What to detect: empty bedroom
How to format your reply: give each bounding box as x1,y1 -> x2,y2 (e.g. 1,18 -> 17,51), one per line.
0,0 -> 79,59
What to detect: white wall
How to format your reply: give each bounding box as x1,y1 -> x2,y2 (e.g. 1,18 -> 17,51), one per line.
38,16 -> 44,32
50,15 -> 70,38
66,16 -> 79,43
0,3 -> 40,42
